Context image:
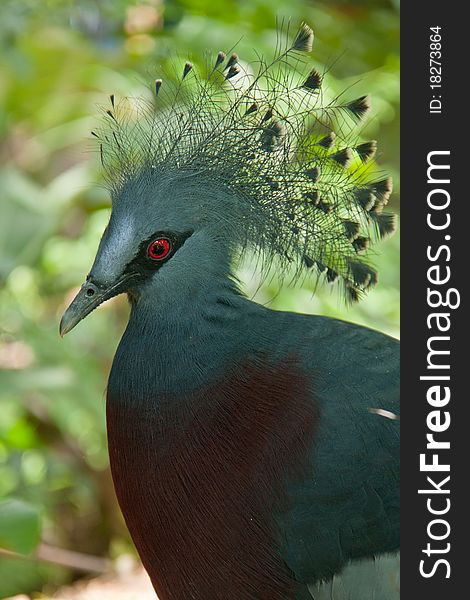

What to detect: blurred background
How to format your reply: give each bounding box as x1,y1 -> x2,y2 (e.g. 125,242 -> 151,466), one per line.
0,0 -> 399,597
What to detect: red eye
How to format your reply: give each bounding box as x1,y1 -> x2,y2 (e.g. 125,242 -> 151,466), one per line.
148,238 -> 171,260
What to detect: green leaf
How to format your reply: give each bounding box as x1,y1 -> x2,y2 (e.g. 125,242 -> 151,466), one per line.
0,498 -> 41,555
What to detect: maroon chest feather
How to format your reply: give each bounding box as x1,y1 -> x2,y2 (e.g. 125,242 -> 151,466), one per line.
106,360 -> 317,600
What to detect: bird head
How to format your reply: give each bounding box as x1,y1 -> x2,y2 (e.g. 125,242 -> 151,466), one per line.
60,23 -> 396,336
59,170 -> 237,336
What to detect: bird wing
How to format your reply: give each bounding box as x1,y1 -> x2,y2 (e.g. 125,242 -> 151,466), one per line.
309,552 -> 400,600
270,313 -> 399,585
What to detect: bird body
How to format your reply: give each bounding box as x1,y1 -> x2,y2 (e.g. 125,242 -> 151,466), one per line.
106,279 -> 398,599
60,23 -> 400,599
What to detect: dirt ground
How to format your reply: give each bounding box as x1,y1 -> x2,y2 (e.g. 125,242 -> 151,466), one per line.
8,567 -> 156,600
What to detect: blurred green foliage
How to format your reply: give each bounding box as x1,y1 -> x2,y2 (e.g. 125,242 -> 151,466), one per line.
0,498 -> 41,554
0,0 -> 399,597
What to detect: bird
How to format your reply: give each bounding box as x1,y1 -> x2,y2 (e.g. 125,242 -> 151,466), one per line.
60,23 -> 399,600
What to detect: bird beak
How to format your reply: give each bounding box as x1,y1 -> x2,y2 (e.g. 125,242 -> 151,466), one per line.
59,274 -> 133,337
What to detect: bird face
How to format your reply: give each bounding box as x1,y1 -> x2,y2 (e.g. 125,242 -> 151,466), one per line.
59,202 -> 193,336
59,168 -> 240,336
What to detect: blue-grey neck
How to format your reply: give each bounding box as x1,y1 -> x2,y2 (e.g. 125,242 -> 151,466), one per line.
107,233 -> 262,402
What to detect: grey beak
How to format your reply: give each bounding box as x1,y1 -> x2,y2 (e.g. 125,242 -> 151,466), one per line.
60,274 -> 135,336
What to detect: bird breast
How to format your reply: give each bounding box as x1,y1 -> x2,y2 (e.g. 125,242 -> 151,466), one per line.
106,358 -> 318,600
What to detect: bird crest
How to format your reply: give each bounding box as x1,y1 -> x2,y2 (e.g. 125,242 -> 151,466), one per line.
91,23 -> 396,302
